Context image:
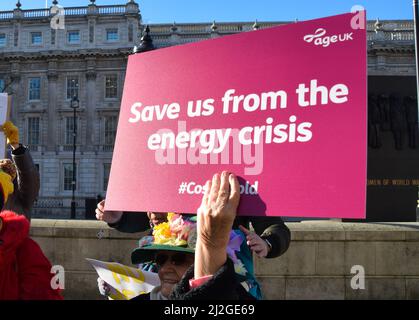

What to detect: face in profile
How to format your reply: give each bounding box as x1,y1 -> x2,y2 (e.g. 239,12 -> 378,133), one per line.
155,250 -> 194,298
147,212 -> 168,226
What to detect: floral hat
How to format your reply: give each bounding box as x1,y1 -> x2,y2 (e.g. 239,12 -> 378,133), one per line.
131,213 -> 247,275
131,213 -> 197,264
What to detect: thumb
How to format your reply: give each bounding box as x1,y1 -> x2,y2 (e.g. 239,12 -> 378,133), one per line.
98,199 -> 105,209
239,225 -> 251,235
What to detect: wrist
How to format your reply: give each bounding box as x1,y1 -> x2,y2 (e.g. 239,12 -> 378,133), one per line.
196,224 -> 231,250
194,241 -> 227,278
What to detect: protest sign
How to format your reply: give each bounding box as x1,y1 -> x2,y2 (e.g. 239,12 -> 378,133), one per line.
0,94 -> 9,157
106,12 -> 367,218
86,258 -> 160,300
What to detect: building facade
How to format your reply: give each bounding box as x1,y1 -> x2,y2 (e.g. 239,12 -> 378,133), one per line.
0,1 -> 416,218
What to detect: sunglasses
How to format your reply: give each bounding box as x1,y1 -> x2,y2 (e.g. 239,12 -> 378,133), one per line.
154,252 -> 191,268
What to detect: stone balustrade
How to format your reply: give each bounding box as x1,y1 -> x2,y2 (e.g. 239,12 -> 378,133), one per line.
30,219 -> 419,300
0,4 -> 129,20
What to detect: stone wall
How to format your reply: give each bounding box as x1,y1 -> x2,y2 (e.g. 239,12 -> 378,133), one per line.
30,219 -> 419,300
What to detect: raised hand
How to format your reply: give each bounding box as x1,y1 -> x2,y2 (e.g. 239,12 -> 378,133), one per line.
195,171 -> 240,278
197,171 -> 240,250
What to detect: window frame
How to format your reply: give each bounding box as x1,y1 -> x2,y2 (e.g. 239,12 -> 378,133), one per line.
0,33 -> 6,47
27,117 -> 40,146
67,30 -> 81,44
66,76 -> 79,100
28,77 -> 41,101
63,163 -> 77,192
106,28 -> 119,42
30,32 -> 43,46
104,115 -> 117,146
104,74 -> 118,99
64,116 -> 80,146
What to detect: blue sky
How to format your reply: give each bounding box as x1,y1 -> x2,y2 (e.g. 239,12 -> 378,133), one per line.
0,1 -> 413,22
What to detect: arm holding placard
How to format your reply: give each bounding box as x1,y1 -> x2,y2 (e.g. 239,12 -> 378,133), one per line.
0,121 -> 40,221
171,172 -> 255,300
96,199 -> 150,233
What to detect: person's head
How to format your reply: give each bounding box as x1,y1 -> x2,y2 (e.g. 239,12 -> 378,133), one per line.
132,213 -> 197,298
146,212 -> 168,226
154,250 -> 194,297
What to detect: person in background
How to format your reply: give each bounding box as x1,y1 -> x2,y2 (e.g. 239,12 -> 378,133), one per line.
0,167 -> 62,300
0,121 -> 40,221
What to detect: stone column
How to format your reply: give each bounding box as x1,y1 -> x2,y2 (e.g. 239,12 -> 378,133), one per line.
85,58 -> 97,152
87,3 -> 98,49
9,60 -> 21,125
47,60 -> 58,151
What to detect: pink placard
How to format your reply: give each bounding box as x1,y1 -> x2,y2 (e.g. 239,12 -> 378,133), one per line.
106,12 -> 367,218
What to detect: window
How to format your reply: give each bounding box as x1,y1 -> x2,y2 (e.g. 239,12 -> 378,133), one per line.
28,77 -> 41,100
106,29 -> 119,42
65,117 -> 78,145
67,31 -> 80,44
104,116 -> 117,146
66,77 -> 79,100
103,163 -> 111,191
63,163 -> 76,191
105,75 -> 118,99
27,117 -> 40,145
0,33 -> 6,46
31,32 -> 42,45
0,79 -> 4,93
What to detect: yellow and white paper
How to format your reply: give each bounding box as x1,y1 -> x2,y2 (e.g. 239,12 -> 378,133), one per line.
86,258 -> 160,300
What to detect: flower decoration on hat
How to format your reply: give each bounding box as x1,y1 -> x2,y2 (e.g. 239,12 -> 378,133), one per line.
152,212 -> 196,248
135,213 -> 250,278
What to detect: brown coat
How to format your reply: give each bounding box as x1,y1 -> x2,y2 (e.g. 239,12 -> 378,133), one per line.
3,146 -> 40,221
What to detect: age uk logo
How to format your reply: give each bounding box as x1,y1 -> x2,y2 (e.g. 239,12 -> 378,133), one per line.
303,28 -> 354,47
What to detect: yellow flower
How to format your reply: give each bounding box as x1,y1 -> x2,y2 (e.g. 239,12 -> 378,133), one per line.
152,213 -> 190,247
167,212 -> 176,222
153,222 -> 172,244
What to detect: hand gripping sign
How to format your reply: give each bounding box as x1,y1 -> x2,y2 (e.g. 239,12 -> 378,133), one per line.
106,12 -> 367,218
